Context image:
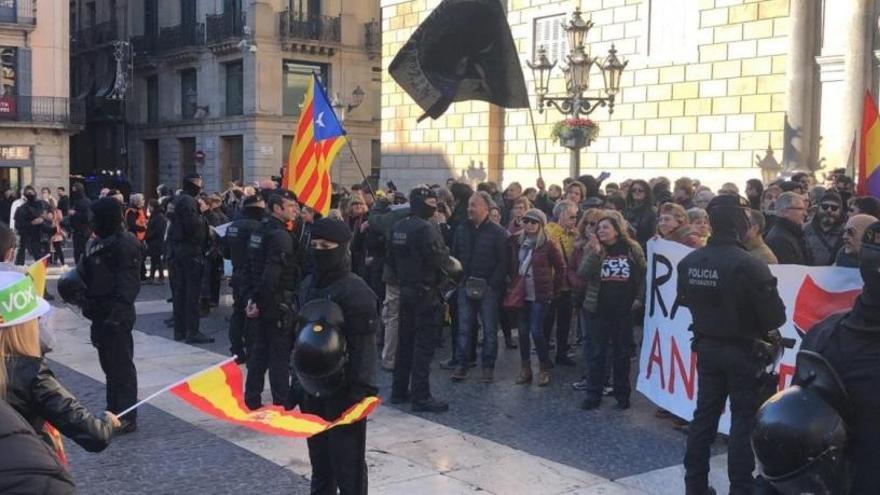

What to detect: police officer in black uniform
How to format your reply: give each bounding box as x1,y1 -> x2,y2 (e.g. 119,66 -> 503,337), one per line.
168,174 -> 214,344
678,194 -> 787,495
244,190 -> 302,409
793,221 -> 880,493
388,187 -> 450,412
222,195 -> 265,363
294,217 -> 378,494
68,182 -> 92,264
80,198 -> 143,433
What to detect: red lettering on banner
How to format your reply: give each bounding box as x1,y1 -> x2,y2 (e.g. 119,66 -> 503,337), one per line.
778,363 -> 796,391
645,328 -> 666,389
668,336 -> 697,399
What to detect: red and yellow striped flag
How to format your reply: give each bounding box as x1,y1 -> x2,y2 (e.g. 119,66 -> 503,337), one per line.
170,359 -> 379,438
282,74 -> 346,216
26,255 -> 49,296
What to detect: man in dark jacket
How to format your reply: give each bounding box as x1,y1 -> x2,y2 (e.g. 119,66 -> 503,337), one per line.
0,400 -> 76,494
765,191 -> 810,265
295,218 -> 379,495
244,190 -> 302,409
450,191 -> 509,383
81,198 -> 143,434
222,195 -> 265,363
388,187 -> 450,412
800,221 -> 880,493
803,191 -> 845,266
13,185 -> 47,265
168,174 -> 214,343
68,182 -> 92,264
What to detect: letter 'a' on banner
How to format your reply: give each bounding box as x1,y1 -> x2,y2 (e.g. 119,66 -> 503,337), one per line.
388,0 -> 529,122
637,239 -> 862,434
118,356 -> 380,438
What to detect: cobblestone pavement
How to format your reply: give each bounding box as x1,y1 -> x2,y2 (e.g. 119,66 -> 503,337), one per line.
42,273 -> 731,494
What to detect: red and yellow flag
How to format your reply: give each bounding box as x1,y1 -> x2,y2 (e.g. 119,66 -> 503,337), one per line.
282,74 -> 346,216
859,90 -> 880,197
27,255 -> 49,296
170,359 -> 379,438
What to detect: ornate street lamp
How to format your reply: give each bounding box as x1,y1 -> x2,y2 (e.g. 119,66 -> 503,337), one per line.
526,7 -> 628,177
332,85 -> 366,121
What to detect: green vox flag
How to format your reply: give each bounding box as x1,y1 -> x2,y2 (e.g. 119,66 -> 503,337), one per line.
388,0 -> 529,122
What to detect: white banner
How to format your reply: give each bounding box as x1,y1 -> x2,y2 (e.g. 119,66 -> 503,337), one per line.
636,239 -> 863,433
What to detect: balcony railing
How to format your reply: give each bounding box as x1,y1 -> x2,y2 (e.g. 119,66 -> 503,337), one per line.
365,20 -> 380,56
71,20 -> 119,52
132,23 -> 205,57
0,0 -> 36,25
0,96 -> 85,126
279,11 -> 341,43
206,11 -> 245,45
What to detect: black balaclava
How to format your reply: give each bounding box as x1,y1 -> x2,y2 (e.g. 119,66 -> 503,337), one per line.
71,183 -> 85,201
409,186 -> 438,220
23,187 -> 36,202
241,196 -> 265,221
845,222 -> 880,331
182,173 -> 202,197
310,218 -> 354,286
706,194 -> 751,244
90,198 -> 123,238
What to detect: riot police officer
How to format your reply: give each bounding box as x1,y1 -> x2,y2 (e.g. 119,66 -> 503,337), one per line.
677,194 -> 786,495
80,198 -> 143,433
68,182 -> 92,264
168,174 -> 214,343
244,190 -> 302,409
294,217 -> 378,494
792,221 -> 880,493
388,187 -> 450,412
222,195 -> 265,363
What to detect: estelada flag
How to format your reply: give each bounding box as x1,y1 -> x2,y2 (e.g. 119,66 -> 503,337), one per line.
282,74 -> 346,216
389,0 -> 529,122
171,358 -> 379,438
859,90 -> 880,197
26,255 -> 49,296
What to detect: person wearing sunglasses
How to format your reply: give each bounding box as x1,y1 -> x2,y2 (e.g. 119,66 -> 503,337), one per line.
623,179 -> 656,253
835,213 -> 879,267
508,209 -> 566,387
804,191 -> 846,266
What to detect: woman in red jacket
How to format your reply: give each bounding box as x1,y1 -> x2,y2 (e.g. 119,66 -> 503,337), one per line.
509,209 -> 566,387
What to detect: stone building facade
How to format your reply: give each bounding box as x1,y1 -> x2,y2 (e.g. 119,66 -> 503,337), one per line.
0,0 -> 80,194
71,0 -> 381,197
380,0 -> 879,191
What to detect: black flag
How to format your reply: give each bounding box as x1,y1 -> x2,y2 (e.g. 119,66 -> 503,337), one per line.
388,0 -> 529,122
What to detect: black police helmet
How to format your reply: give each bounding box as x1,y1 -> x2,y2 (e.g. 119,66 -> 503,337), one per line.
752,351 -> 851,494
292,300 -> 348,398
57,266 -> 87,306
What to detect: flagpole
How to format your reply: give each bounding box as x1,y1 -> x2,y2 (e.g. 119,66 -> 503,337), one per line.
527,105 -> 545,178
342,135 -> 375,195
117,355 -> 237,418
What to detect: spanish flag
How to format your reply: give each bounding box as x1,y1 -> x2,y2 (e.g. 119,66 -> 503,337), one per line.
859,90 -> 880,197
170,358 -> 379,438
26,255 -> 49,297
283,74 -> 346,216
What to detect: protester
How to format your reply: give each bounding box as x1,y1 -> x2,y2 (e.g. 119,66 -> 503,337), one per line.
744,209 -> 778,264
687,208 -> 710,246
745,179 -> 763,210
509,209 -> 565,387
145,199 -> 168,283
850,195 -> 880,218
657,203 -> 702,248
836,213 -> 879,267
804,191 -> 845,266
766,191 -> 810,264
673,177 -> 696,209
623,179 -> 656,252
543,200 -> 579,366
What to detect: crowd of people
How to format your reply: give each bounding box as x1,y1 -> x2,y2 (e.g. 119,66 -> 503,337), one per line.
2,165 -> 879,494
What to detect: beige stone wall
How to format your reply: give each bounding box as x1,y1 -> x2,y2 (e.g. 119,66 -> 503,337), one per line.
381,0 -> 792,191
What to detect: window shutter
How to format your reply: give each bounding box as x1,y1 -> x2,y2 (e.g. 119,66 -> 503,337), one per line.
17,47 -> 31,121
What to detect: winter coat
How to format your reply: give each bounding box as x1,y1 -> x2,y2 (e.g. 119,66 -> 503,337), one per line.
544,222 -> 577,291
508,235 -> 566,304
625,203 -> 657,251
803,219 -> 844,266
145,211 -> 168,255
4,356 -> 114,453
766,217 -> 811,265
452,218 -> 510,291
0,399 -> 75,495
745,236 -> 778,265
